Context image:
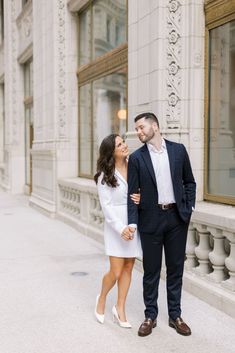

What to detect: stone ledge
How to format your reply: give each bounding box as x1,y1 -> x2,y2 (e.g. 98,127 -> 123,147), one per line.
29,193 -> 56,217
58,177 -> 97,192
192,201 -> 235,233
183,271 -> 235,319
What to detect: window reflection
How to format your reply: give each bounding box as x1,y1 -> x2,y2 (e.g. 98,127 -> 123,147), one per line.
78,0 -> 127,178
0,0 -> 4,45
208,20 -> 235,198
24,60 -> 34,190
79,0 -> 126,65
79,70 -> 127,176
92,71 -> 127,172
79,84 -> 92,176
93,0 -> 126,59
79,9 -> 91,66
24,60 -> 33,97
0,83 -> 4,163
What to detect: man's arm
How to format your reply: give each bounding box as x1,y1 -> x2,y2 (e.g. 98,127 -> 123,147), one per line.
127,154 -> 140,225
182,145 -> 196,209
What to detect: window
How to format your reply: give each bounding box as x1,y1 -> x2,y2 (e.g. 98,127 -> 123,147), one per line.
0,0 -> 4,45
24,59 -> 33,190
78,0 -> 127,178
205,0 -> 235,205
0,83 -> 5,163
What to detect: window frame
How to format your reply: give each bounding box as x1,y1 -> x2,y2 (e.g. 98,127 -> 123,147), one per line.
0,82 -> 5,164
0,0 -> 4,45
77,0 -> 128,179
23,58 -> 34,190
204,0 -> 235,205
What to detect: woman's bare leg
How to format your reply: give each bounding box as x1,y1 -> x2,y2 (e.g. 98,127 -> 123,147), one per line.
96,256 -> 125,314
116,258 -> 135,321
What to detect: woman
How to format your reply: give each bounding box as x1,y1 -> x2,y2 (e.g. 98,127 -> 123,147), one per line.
94,134 -> 142,328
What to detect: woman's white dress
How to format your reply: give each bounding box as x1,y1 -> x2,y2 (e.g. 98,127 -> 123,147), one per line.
97,170 -> 142,258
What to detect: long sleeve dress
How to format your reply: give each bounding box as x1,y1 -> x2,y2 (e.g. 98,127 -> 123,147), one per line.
97,170 -> 142,258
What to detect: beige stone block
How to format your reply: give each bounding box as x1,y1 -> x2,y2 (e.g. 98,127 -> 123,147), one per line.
137,45 -> 149,76
128,78 -> 138,107
138,0 -> 150,20
149,69 -> 166,102
138,15 -> 149,48
128,23 -> 138,52
137,74 -> 149,104
128,51 -> 138,79
128,0 -> 138,25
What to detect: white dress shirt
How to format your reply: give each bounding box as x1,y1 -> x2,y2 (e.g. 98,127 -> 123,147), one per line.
147,139 -> 176,204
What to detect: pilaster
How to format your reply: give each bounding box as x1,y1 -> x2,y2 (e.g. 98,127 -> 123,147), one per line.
3,0 -> 25,193
127,0 -> 205,201
30,0 -> 78,214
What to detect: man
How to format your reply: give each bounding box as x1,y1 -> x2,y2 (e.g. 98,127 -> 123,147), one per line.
127,112 -> 196,337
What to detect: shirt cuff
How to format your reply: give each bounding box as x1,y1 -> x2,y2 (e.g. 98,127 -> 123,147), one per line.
128,224 -> 137,229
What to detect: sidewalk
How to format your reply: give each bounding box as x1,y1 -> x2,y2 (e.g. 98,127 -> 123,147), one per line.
0,191 -> 234,353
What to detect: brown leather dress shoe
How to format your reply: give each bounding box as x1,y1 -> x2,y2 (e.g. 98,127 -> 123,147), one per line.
138,318 -> 157,337
169,317 -> 191,336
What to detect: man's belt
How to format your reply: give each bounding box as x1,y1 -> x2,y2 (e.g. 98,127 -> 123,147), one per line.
157,203 -> 176,210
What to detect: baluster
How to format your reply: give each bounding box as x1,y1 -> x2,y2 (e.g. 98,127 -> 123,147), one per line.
185,223 -> 198,270
194,224 -> 212,275
222,231 -> 235,291
207,227 -> 226,283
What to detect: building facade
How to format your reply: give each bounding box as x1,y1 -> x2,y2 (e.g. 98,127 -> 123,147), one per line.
0,0 -> 234,317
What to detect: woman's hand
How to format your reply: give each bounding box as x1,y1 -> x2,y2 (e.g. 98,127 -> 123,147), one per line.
130,190 -> 141,204
121,226 -> 135,241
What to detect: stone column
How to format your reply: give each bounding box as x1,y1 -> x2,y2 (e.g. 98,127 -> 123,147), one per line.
3,0 -> 25,193
30,0 -> 78,214
194,224 -> 212,275
185,223 -> 198,270
222,231 -> 235,291
208,227 -> 227,283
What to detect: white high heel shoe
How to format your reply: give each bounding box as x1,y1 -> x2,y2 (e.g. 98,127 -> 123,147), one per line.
112,305 -> 132,328
94,295 -> 104,324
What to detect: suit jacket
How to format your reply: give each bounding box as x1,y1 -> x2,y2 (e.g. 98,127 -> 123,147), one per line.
127,139 -> 196,233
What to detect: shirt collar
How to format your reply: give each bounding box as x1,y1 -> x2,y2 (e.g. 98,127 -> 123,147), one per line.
147,138 -> 166,153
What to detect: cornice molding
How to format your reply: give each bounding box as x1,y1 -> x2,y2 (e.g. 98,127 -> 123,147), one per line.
205,0 -> 235,27
77,43 -> 127,85
67,0 -> 89,12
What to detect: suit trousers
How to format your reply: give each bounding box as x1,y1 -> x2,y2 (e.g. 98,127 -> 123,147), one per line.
140,207 -> 189,321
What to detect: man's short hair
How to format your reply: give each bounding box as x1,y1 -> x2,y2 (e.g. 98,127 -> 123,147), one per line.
134,112 -> 159,127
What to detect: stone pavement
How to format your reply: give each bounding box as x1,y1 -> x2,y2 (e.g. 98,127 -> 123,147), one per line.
0,191 -> 235,353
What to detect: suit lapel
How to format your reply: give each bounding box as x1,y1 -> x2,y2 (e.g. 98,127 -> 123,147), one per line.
140,144 -> 157,188
165,139 -> 175,180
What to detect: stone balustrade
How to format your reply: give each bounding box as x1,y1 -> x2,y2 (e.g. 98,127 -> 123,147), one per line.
187,204 -> 235,294
58,178 -> 104,242
57,179 -> 235,317
186,222 -> 232,286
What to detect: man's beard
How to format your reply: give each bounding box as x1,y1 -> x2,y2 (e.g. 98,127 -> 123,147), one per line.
139,129 -> 155,143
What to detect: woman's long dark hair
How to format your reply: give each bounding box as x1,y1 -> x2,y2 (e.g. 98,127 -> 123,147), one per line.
94,133 -> 119,188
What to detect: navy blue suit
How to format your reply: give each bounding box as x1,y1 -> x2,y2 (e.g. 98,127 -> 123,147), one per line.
128,139 -> 196,320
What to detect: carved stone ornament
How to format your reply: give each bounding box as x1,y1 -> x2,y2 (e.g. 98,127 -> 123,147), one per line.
57,0 -> 67,138
23,16 -> 32,37
11,0 -> 18,145
166,0 -> 182,128
168,0 -> 180,12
